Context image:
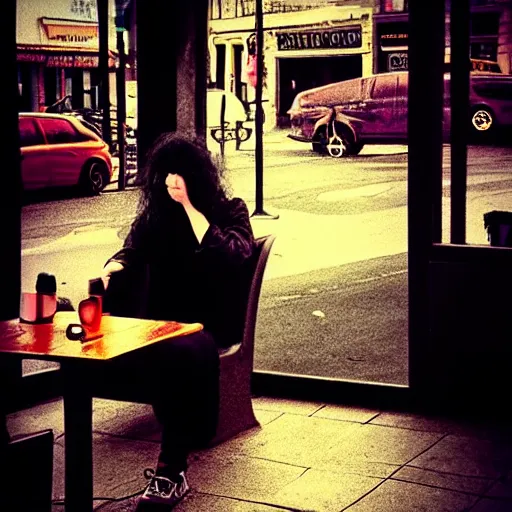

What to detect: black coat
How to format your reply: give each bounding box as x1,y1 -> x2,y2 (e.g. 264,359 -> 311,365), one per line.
104,197 -> 255,348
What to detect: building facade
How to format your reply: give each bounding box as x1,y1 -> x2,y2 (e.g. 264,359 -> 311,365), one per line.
208,0 -> 374,128
16,0 -> 118,113
209,0 -> 512,129
374,0 -> 512,74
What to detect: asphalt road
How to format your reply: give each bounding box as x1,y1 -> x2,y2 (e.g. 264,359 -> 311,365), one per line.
20,135 -> 512,384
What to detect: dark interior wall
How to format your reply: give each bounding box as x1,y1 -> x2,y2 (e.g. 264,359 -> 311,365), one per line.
428,252 -> 512,415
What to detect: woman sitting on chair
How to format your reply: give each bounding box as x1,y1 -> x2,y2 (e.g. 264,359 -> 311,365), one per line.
101,132 -> 255,508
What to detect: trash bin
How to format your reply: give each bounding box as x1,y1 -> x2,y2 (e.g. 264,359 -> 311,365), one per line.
483,210 -> 512,247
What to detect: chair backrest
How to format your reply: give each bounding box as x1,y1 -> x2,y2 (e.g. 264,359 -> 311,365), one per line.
239,234 -> 275,357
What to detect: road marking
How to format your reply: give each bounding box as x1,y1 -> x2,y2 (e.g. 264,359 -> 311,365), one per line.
317,183 -> 394,201
275,269 -> 408,302
351,269 -> 408,286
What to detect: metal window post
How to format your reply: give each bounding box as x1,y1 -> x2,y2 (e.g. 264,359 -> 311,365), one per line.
450,0 -> 470,244
115,1 -> 129,191
408,0 -> 445,392
97,0 -> 112,150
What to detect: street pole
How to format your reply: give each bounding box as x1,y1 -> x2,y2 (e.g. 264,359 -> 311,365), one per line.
251,0 -> 278,220
220,93 -> 226,158
115,5 -> 127,191
97,0 -> 112,150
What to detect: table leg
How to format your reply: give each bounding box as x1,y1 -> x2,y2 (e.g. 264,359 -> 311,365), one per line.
63,364 -> 93,512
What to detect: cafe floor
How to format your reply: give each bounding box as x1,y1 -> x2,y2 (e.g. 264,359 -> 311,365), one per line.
6,394 -> 512,511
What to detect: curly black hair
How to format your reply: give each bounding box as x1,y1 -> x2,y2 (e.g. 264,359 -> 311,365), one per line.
135,132 -> 228,224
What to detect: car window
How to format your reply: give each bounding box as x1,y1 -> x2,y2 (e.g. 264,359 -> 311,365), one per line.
19,117 -> 45,147
472,81 -> 512,101
371,75 -> 398,100
38,118 -> 82,144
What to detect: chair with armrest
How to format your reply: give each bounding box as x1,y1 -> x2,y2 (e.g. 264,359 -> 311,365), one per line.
99,234 -> 276,445
210,234 -> 275,445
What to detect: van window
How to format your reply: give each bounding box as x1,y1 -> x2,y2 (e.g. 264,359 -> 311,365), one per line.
371,75 -> 398,100
19,117 -> 45,147
472,81 -> 512,101
300,77 -> 363,108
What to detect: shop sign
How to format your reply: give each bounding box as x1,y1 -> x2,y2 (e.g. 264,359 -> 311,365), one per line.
41,20 -> 98,46
388,52 -> 408,71
380,33 -> 408,47
17,52 -> 103,68
277,27 -> 362,51
17,53 -> 47,63
75,55 -> 100,67
47,55 -> 75,67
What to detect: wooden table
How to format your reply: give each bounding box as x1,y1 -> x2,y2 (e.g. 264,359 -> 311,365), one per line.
0,311 -> 203,512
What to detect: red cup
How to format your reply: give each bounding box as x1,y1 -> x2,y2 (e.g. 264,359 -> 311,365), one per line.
78,296 -> 102,334
20,292 -> 56,324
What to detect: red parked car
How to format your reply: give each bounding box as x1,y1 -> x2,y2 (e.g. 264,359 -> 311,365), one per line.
19,112 -> 113,194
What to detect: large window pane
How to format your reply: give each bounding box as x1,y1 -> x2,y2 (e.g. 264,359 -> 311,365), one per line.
442,4 -> 512,247
209,0 -> 408,386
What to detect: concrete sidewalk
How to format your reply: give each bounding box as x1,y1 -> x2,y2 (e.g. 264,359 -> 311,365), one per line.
6,394 -> 512,511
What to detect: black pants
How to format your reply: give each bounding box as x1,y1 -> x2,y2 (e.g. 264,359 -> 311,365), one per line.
96,330 -> 220,474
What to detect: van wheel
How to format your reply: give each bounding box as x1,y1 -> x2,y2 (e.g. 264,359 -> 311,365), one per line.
312,127 -> 329,154
347,142 -> 364,156
237,125 -> 252,142
80,160 -> 109,195
326,122 -> 354,158
471,106 -> 495,135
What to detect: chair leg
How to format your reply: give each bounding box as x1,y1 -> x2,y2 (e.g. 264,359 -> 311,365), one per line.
209,360 -> 259,446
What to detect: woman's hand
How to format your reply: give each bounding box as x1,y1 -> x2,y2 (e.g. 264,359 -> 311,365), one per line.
101,260 -> 125,289
165,173 -> 191,208
165,173 -> 210,243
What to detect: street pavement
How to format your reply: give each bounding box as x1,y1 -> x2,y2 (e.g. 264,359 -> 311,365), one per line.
106,130 -> 510,283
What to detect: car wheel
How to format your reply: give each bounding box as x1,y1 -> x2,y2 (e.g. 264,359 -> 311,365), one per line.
471,106 -> 495,135
81,160 -> 109,195
326,122 -> 353,158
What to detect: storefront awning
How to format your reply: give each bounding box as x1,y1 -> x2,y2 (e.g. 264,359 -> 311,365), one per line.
17,45 -> 117,68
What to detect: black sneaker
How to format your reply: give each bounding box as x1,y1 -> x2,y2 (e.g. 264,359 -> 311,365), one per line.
139,468 -> 190,507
